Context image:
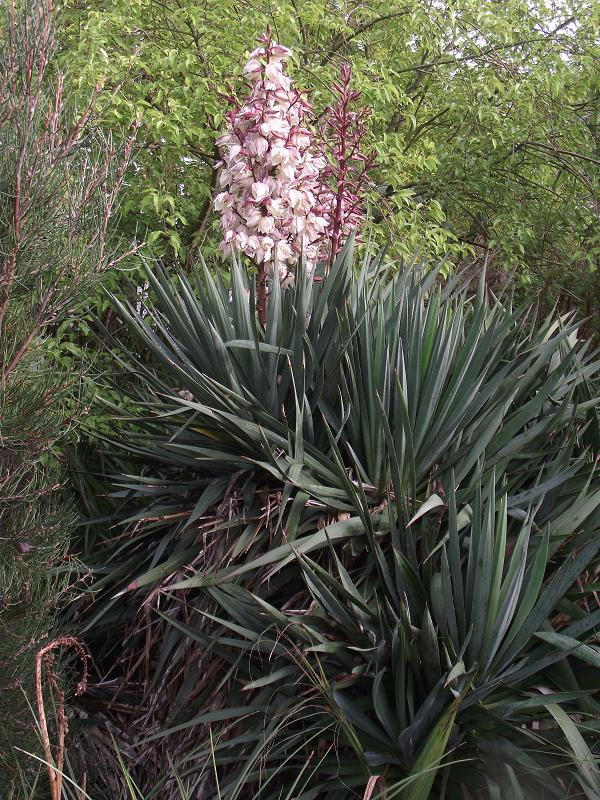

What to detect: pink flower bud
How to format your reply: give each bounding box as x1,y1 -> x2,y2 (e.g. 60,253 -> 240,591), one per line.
214,192 -> 234,211
270,145 -> 290,165
264,62 -> 285,84
243,58 -> 263,80
258,215 -> 275,234
277,163 -> 295,182
250,181 -> 270,202
244,206 -> 263,228
268,198 -> 286,218
245,134 -> 269,157
235,230 -> 250,249
275,240 -> 293,261
270,44 -> 292,61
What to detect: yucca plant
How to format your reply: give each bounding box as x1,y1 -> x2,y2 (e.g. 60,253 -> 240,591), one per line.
70,244 -> 600,799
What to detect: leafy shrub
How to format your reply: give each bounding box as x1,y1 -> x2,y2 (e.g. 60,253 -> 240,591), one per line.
0,0 -> 136,790
72,246 -> 600,798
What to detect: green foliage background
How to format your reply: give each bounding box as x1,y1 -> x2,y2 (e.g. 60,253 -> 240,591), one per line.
59,0 -> 600,314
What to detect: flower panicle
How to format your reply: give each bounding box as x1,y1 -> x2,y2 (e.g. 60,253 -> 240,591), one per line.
213,38 -> 375,324
214,35 -> 327,281
316,61 -> 376,261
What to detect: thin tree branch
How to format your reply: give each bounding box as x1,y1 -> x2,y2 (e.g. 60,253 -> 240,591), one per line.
321,10 -> 412,66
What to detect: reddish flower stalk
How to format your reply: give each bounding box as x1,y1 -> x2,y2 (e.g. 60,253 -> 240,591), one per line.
317,63 -> 375,264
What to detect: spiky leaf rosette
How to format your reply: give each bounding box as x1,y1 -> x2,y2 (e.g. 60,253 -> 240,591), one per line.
73,246 -> 600,799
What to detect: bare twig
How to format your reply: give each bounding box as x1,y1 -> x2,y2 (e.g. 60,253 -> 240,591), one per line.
35,636 -> 88,800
